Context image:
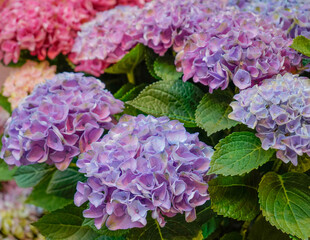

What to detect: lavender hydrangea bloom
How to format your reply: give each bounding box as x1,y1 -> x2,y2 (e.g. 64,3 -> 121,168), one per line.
70,6 -> 142,76
74,114 -> 214,230
175,9 -> 301,92
134,0 -> 228,56
229,73 -> 310,165
0,73 -> 124,170
230,0 -> 310,38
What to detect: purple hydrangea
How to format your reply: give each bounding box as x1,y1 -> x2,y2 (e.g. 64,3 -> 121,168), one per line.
228,73 -> 310,165
0,73 -> 124,171
229,0 -> 310,38
70,6 -> 142,76
74,114 -> 214,230
175,9 -> 301,92
70,0 -> 228,76
134,0 -> 228,56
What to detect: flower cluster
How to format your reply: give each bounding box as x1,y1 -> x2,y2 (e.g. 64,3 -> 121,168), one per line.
229,73 -> 310,165
70,6 -> 142,76
0,0 -> 96,64
0,0 -> 151,65
175,9 -> 301,92
0,73 -> 124,170
3,60 -> 56,109
75,114 -> 214,230
230,0 -> 310,38
133,0 -> 228,56
0,180 -> 44,240
71,0 -> 228,76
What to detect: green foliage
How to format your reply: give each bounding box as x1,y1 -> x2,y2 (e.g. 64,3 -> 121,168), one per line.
145,48 -> 161,80
287,154 -> 310,173
46,167 -> 86,198
209,132 -> 275,176
290,36 -> 310,57
26,174 -> 73,211
0,94 -> 12,114
153,55 -> 183,81
127,79 -> 204,127
33,204 -> 99,240
105,44 -> 146,75
120,84 -> 147,102
201,217 -> 221,239
0,160 -> 17,181
248,215 -> 291,240
14,163 -> 55,188
113,83 -> 134,99
258,172 -> 310,239
195,90 -> 238,136
220,232 -> 242,240
302,58 -> 310,66
208,171 -> 260,221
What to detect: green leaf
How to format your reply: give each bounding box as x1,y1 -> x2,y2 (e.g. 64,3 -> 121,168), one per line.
46,167 -> 86,199
288,154 -> 310,173
33,204 -> 99,240
26,175 -> 72,211
258,172 -> 310,239
208,172 -> 260,221
302,58 -> 310,66
105,44 -> 145,75
0,94 -> 12,114
195,90 -> 238,136
248,215 -> 291,240
209,132 -> 275,176
82,219 -> 127,239
127,79 -> 204,127
145,48 -> 161,80
220,232 -> 242,240
120,84 -> 147,102
290,36 -> 310,57
14,163 -> 55,188
127,214 -> 203,240
153,55 -> 183,81
201,217 -> 221,239
0,160 -> 17,181
114,83 -> 134,99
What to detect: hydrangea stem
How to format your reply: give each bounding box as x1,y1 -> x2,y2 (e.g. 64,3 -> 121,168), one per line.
127,71 -> 135,85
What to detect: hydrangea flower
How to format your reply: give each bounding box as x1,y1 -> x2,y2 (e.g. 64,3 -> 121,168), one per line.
71,0 -> 228,76
2,60 -> 56,109
229,0 -> 310,38
74,114 -> 214,230
175,9 -> 301,92
70,5 -> 142,76
0,73 -> 124,170
133,0 -> 228,56
228,73 -> 310,165
0,180 -> 44,240
0,0 -> 151,65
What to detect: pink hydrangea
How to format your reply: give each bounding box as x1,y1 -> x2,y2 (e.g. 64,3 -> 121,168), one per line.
175,9 -> 301,92
0,0 -> 151,65
2,60 -> 56,109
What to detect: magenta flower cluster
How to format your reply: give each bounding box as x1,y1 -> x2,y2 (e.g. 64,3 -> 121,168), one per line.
175,9 -> 301,92
0,73 -> 124,171
0,0 -> 151,65
229,73 -> 310,165
70,6 -> 142,76
70,0 -> 228,76
74,114 -> 214,230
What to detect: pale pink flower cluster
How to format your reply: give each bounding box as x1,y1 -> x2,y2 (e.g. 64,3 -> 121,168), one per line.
3,60 -> 56,109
